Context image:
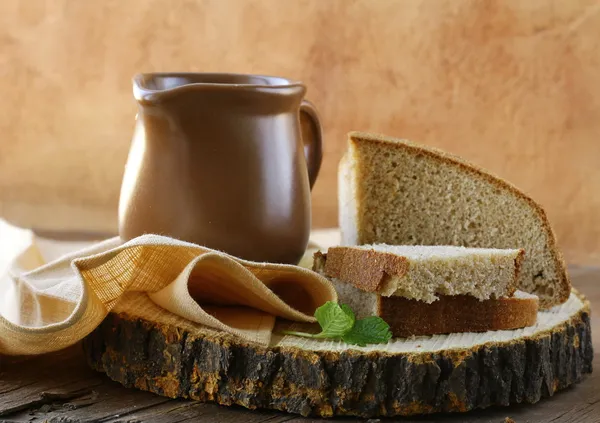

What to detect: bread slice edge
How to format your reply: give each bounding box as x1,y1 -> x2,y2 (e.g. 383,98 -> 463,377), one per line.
314,246 -> 524,301
324,274 -> 539,338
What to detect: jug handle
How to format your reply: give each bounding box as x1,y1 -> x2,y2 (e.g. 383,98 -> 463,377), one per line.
300,100 -> 323,189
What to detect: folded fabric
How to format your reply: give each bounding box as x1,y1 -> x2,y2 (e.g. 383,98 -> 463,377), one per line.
0,234 -> 336,355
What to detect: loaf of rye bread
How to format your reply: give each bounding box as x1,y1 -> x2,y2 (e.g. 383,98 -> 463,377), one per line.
339,131 -> 570,309
313,246 -> 538,337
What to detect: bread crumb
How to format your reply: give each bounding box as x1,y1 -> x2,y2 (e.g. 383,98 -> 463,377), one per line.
504,418 -> 516,423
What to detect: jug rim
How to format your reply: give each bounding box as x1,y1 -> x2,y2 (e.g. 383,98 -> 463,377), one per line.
133,72 -> 304,93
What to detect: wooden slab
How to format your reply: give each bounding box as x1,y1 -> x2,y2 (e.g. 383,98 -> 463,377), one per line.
82,289 -> 593,418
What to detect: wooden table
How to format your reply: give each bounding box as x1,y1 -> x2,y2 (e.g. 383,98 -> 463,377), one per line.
0,265 -> 597,423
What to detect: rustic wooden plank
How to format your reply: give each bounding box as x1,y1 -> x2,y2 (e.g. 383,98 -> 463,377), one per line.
2,381 -> 172,422
102,400 -> 298,423
0,345 -> 170,422
0,346 -> 104,416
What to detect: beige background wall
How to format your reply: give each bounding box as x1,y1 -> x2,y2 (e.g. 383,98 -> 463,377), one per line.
1,0 -> 599,264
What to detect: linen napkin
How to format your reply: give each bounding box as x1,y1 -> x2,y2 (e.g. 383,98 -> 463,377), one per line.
0,234 -> 336,355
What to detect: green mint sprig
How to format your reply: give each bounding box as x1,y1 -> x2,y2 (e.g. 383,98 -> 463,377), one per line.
281,301 -> 392,346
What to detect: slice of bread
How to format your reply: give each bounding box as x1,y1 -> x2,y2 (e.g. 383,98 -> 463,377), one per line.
330,277 -> 538,337
314,245 -> 524,303
314,249 -> 538,337
339,132 -> 570,309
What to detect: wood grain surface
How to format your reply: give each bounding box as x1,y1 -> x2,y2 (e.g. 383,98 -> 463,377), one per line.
1,1 -> 600,264
0,265 -> 597,422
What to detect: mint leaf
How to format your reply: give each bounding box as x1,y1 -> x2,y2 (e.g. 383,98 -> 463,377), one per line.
340,303 -> 355,325
313,301 -> 355,338
280,302 -> 393,345
342,316 -> 392,346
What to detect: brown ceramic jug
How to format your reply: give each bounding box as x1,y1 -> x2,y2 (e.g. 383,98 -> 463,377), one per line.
118,73 -> 322,264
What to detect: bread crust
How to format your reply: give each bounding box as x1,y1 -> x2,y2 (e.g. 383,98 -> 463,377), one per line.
347,131 -> 571,308
513,248 -> 525,294
380,294 -> 538,337
315,247 -> 409,292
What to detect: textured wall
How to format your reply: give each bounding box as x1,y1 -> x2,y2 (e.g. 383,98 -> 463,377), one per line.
1,0 -> 599,263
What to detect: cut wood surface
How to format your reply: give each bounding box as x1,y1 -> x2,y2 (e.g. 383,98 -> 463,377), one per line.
0,265 -> 597,422
80,290 -> 591,418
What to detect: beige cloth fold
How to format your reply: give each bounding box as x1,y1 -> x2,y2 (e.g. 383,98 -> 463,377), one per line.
0,234 -> 336,355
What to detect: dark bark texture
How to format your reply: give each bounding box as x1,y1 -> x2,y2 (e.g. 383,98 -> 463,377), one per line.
83,303 -> 593,418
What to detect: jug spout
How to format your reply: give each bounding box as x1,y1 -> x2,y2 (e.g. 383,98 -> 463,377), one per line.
133,73 -> 196,106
